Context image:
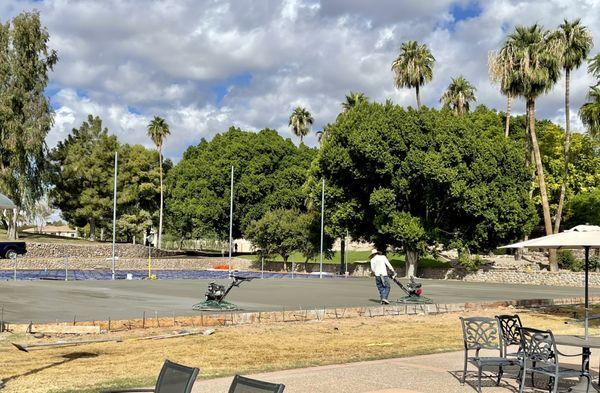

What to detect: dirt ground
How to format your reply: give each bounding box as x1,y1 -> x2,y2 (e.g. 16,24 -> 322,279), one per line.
0,304 -> 595,393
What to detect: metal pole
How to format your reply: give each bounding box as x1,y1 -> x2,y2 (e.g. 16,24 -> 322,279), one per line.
261,255 -> 264,279
65,257 -> 68,282
13,255 -> 17,281
228,166 -> 234,271
111,151 -> 118,280
585,246 -> 590,340
320,178 -> 325,279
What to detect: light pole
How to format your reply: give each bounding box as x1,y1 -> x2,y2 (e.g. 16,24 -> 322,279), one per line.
319,178 -> 325,279
111,151 -> 118,280
228,165 -> 234,271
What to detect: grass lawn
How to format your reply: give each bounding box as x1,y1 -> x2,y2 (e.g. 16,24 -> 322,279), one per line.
0,228 -> 92,245
255,250 -> 451,269
0,306 -> 589,393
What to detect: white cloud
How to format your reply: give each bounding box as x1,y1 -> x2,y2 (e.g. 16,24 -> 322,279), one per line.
2,0 -> 599,161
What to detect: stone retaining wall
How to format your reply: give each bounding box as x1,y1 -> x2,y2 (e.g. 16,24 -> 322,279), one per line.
23,242 -> 181,259
462,269 -> 600,287
4,257 -> 253,270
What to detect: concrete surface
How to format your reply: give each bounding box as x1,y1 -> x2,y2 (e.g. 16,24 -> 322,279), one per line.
0,277 -> 598,323
190,349 -> 596,392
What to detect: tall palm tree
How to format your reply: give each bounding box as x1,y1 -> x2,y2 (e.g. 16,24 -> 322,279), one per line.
147,116 -> 170,249
288,106 -> 313,144
342,92 -> 368,112
439,76 -> 477,115
580,86 -> 600,138
391,40 -> 435,109
507,24 -> 563,270
489,43 -> 519,137
553,19 -> 593,234
589,53 -> 600,81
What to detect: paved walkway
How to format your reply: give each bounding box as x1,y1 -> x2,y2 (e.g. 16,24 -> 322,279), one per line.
191,349 -> 597,392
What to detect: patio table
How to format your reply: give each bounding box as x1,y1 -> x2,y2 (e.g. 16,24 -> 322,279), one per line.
554,335 -> 600,392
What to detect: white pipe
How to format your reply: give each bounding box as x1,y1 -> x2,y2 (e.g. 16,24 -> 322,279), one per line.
111,151 -> 118,280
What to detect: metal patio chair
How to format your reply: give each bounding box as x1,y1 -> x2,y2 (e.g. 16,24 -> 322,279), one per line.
228,375 -> 285,393
518,327 -> 590,393
102,359 -> 199,393
496,314 -> 523,358
460,316 -> 520,393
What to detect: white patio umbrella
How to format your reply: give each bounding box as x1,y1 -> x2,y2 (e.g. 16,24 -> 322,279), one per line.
0,193 -> 16,210
501,225 -> 600,338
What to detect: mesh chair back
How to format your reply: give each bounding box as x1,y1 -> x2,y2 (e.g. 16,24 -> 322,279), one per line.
228,375 -> 285,393
460,317 -> 501,351
519,327 -> 557,367
155,360 -> 199,393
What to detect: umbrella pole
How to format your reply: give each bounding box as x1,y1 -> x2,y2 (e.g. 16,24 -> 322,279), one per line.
585,246 -> 590,340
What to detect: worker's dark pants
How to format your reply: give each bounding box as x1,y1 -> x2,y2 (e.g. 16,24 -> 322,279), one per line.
375,276 -> 390,300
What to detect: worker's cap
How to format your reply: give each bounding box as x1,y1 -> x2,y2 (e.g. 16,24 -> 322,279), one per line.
369,249 -> 379,258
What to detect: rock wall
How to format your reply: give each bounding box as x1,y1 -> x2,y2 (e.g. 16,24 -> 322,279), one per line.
22,242 -> 181,259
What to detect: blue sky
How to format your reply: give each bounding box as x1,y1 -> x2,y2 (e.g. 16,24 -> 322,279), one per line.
2,0 -> 599,161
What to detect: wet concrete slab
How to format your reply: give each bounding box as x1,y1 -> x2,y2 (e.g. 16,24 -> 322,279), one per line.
0,277 -> 597,323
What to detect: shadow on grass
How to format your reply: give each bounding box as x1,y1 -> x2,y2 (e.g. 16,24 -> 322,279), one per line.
3,352 -> 98,386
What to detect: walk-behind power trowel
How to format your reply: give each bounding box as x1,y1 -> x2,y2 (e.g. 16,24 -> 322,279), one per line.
390,276 -> 433,304
192,273 -> 254,311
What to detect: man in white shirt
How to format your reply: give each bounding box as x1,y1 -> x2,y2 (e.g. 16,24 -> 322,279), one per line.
369,248 -> 395,304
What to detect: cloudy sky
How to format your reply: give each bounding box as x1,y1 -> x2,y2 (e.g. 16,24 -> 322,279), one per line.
2,0 -> 600,161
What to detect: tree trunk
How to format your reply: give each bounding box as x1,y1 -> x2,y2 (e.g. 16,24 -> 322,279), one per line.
415,84 -> 421,110
405,249 -> 419,278
7,208 -> 18,240
158,146 -> 164,250
504,94 -> 512,138
282,256 -> 288,272
89,218 -> 96,241
554,68 -> 571,235
339,237 -> 346,274
528,99 -> 557,271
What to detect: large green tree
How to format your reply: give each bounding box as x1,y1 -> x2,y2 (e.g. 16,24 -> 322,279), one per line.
391,40 -> 435,109
506,24 -> 563,270
0,12 -> 57,238
342,92 -> 368,112
554,19 -> 593,234
311,102 -> 536,276
165,127 -> 315,242
288,107 -> 313,144
49,115 -> 117,240
439,76 -> 477,115
489,42 -> 519,137
147,116 -> 170,249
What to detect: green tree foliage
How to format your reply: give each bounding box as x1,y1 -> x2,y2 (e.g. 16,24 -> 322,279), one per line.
49,115 -> 167,241
342,92 -> 368,112
489,41 -> 520,137
580,86 -> 600,138
311,102 -> 537,275
0,11 -> 57,238
565,189 -> 600,228
439,76 -> 477,115
245,209 -> 308,268
165,127 -> 315,241
288,107 -> 313,144
391,40 -> 435,109
589,53 -> 600,81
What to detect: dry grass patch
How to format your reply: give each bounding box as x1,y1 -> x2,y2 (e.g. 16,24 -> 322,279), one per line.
0,307 -> 589,393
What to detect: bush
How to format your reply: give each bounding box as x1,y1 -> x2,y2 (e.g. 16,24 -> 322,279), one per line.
457,253 -> 486,272
558,250 -> 583,272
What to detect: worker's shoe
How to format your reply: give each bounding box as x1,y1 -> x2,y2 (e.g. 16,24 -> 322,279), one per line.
381,299 -> 390,305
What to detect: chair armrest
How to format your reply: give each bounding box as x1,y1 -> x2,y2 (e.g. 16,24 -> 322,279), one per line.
101,389 -> 155,393
555,349 -> 584,357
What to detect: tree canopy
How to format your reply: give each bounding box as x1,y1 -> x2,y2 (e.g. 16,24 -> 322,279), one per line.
310,102 -> 537,273
165,127 -> 316,241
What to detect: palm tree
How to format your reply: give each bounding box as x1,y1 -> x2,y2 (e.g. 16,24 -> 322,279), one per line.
342,92 -> 368,112
553,19 -> 593,234
391,40 -> 435,109
439,76 -> 476,115
580,86 -> 600,138
589,53 -> 600,81
489,42 -> 519,137
147,116 -> 170,249
507,24 -> 563,270
288,106 -> 313,144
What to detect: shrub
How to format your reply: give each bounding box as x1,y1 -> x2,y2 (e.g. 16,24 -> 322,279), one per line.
457,252 -> 486,272
558,250 -> 583,272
